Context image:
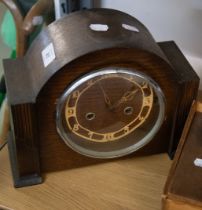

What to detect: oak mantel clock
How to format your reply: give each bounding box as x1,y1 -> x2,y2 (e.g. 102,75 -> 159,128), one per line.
3,9 -> 199,187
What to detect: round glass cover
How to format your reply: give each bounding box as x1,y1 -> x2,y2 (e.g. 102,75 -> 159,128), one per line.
56,68 -> 165,158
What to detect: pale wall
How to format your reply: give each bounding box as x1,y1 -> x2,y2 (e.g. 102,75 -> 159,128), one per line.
98,0 -> 202,88
1,1 -> 202,87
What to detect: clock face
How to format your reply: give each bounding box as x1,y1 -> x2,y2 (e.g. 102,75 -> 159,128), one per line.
56,68 -> 165,158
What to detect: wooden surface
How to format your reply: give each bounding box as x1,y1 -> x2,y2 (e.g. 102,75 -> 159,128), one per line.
0,145 -> 171,210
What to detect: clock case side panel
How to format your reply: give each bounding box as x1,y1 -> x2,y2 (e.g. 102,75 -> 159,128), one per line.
158,41 -> 200,158
8,104 -> 41,188
3,59 -> 42,187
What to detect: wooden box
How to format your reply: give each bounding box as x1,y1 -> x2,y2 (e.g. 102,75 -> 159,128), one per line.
162,93 -> 202,210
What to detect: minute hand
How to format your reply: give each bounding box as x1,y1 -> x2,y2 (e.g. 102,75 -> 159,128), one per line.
99,82 -> 112,107
110,89 -> 139,110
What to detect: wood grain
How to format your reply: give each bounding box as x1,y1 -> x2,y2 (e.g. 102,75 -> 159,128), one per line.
158,41 -> 199,156
0,146 -> 171,210
36,48 -> 178,173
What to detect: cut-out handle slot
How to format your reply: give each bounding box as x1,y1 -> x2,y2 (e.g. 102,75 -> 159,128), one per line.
89,24 -> 109,32
122,24 -> 139,32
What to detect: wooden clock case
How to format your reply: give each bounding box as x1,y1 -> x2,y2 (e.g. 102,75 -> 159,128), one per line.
3,9 -> 199,187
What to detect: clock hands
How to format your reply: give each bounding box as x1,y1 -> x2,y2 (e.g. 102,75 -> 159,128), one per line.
98,82 -> 139,111
98,82 -> 112,107
109,87 -> 139,110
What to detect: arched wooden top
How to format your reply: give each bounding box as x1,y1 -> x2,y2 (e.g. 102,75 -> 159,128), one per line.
3,8 -> 175,105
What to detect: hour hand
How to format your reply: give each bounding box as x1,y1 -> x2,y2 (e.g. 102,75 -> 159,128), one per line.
122,88 -> 139,101
110,88 -> 138,110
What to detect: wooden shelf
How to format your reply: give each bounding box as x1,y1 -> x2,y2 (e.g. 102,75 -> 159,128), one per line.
0,146 -> 171,210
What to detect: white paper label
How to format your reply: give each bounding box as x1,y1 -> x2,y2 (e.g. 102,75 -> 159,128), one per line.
41,43 -> 56,68
194,158 -> 202,167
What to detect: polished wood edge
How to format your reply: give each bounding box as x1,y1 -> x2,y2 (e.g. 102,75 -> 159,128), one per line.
196,101 -> 202,113
0,99 -> 9,146
163,100 -> 197,194
0,204 -> 13,210
162,196 -> 202,210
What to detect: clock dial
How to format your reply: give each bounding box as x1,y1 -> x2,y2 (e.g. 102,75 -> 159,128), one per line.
56,68 -> 165,158
65,76 -> 153,142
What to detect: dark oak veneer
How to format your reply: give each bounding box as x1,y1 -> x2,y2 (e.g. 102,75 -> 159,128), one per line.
3,9 -> 199,187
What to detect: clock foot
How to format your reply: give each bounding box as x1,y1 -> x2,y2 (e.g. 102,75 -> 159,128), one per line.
7,132 -> 42,188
